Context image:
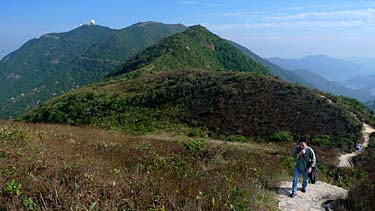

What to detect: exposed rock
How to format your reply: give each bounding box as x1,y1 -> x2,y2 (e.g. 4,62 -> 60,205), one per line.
277,181 -> 348,211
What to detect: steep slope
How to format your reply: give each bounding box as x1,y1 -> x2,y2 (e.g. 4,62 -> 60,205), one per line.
0,24 -> 114,118
228,41 -> 309,85
21,69 -> 374,150
268,55 -> 366,82
109,25 -> 268,77
0,24 -> 113,99
0,22 -> 186,118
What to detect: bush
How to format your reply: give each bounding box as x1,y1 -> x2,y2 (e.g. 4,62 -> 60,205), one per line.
187,128 -> 205,137
311,135 -> 332,146
270,131 -> 293,142
225,135 -> 247,142
0,125 -> 31,142
4,179 -> 22,197
184,139 -> 205,153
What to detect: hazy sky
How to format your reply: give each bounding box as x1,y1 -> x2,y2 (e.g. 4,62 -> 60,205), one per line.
1,0 -> 375,59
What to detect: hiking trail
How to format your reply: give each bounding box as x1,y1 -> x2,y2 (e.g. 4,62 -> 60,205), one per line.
337,123 -> 375,167
276,123 -> 374,211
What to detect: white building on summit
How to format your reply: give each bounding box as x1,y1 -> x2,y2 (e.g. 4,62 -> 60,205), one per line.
80,20 -> 96,26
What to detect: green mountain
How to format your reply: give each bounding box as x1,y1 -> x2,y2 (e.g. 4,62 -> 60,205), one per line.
20,25 -> 375,151
0,22 -> 187,118
83,21 -> 187,62
109,25 -> 269,77
21,69 -> 374,150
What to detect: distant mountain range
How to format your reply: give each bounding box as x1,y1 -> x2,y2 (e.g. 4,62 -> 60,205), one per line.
21,25 -> 375,150
268,55 -> 368,82
290,69 -> 371,102
267,55 -> 375,103
345,57 -> 375,74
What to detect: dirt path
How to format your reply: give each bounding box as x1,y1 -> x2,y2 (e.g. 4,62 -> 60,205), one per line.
276,123 -> 374,210
277,181 -> 347,211
141,133 -> 278,153
337,123 -> 375,167
142,124 -> 374,211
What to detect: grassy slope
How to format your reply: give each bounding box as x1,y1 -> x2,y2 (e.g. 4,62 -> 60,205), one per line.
21,69 -> 372,151
1,121 -> 371,210
0,120 -> 285,210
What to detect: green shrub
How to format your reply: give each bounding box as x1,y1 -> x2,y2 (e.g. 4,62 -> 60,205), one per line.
311,135 -> 332,146
22,197 -> 35,210
187,128 -> 205,137
228,187 -> 250,211
225,135 -> 247,142
4,179 -> 22,197
0,125 -> 32,142
184,139 -> 205,153
270,131 -> 293,142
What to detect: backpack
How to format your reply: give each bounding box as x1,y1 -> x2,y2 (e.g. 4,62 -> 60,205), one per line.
302,154 -> 317,184
309,167 -> 317,184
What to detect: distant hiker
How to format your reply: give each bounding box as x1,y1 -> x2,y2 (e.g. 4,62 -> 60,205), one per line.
356,143 -> 361,152
289,139 -> 316,198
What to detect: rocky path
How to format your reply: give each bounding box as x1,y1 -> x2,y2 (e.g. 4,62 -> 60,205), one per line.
277,181 -> 348,211
337,123 -> 375,167
276,123 -> 374,210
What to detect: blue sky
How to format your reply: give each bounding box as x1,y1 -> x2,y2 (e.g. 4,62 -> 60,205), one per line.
1,0 -> 375,59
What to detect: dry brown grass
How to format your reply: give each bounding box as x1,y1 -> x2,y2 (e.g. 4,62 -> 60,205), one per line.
0,120 -> 286,210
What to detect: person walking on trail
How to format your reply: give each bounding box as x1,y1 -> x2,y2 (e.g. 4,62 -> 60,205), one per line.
289,139 -> 316,198
356,143 -> 361,152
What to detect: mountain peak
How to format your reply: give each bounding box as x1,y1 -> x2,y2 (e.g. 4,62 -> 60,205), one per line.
186,25 -> 208,31
109,25 -> 269,77
133,21 -> 162,27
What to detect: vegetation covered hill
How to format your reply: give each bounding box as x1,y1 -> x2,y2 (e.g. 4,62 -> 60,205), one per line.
0,25 -> 113,116
109,25 -> 269,77
21,69 -> 374,150
0,22 -> 186,118
83,21 -> 187,62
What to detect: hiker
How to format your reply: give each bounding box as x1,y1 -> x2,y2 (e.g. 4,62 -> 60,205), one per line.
356,143 -> 361,152
289,139 -> 316,198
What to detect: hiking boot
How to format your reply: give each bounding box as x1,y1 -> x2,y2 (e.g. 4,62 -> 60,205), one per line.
289,192 -> 297,198
301,188 -> 306,193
